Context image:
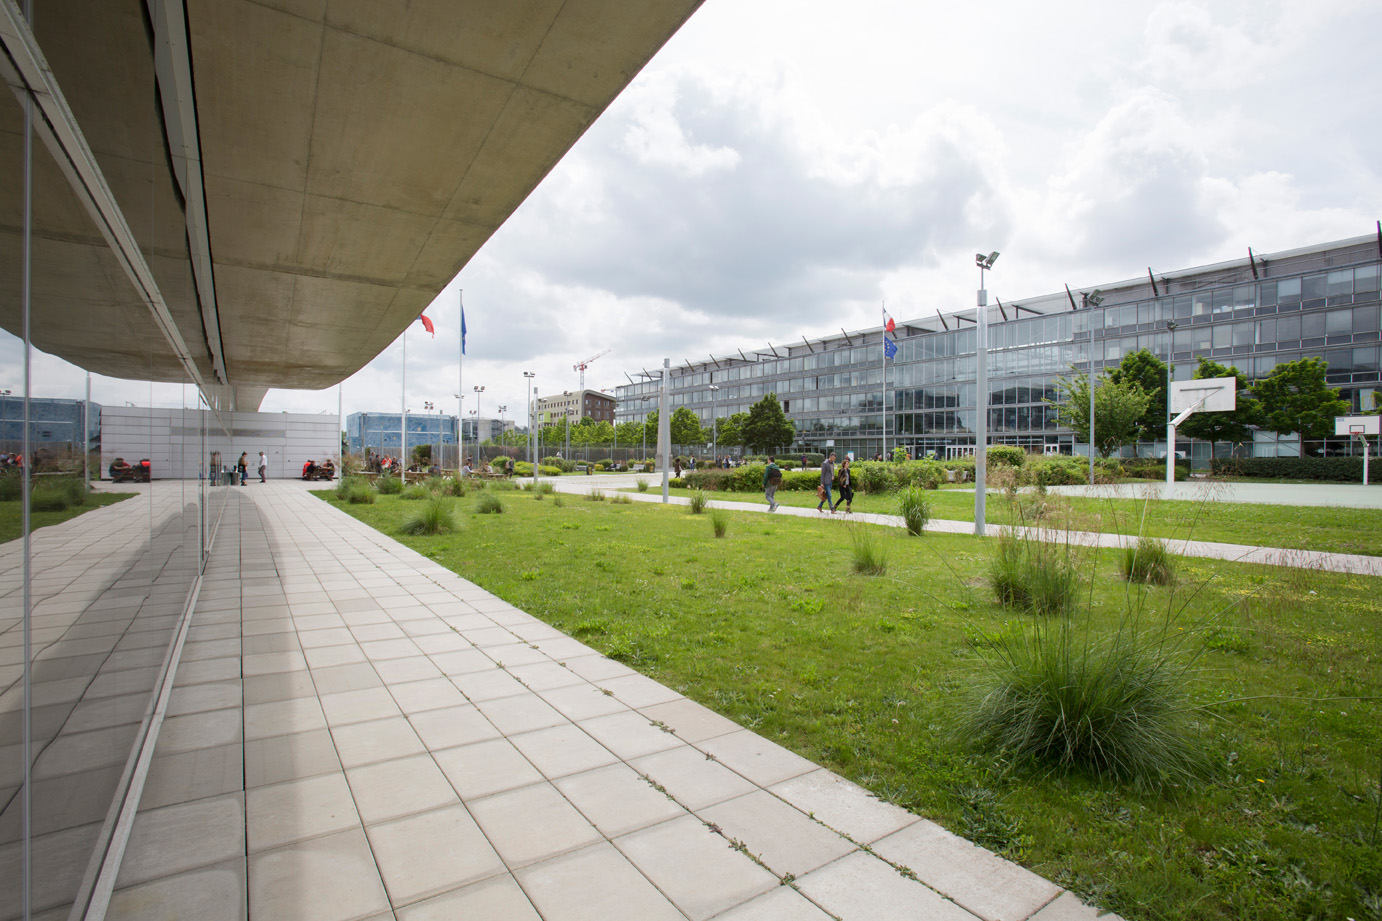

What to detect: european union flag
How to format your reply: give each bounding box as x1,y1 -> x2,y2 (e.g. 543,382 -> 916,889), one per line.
461,305 -> 467,355
884,335 -> 897,360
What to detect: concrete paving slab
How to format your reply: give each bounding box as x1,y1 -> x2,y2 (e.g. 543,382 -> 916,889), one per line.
614,814 -> 779,920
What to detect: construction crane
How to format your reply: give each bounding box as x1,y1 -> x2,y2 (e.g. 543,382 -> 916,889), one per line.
573,348 -> 612,390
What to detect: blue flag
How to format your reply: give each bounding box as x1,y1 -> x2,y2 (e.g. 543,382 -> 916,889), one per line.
461,304 -> 467,355
884,334 -> 897,360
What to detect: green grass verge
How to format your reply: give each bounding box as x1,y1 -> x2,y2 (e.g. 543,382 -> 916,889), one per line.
317,488 -> 1382,921
640,485 -> 1382,556
0,491 -> 135,544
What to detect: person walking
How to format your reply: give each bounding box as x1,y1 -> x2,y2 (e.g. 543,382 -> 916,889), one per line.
237,452 -> 248,486
816,451 -> 836,513
258,451 -> 268,483
763,455 -> 782,512
831,456 -> 854,513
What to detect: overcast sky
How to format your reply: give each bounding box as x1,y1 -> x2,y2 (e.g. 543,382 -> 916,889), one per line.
7,0 -> 1380,425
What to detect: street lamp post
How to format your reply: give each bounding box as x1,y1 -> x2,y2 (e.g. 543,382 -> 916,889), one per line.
523,372 -> 536,478
472,386 -> 485,453
708,384 -> 719,462
454,393 -> 464,468
1082,290 -> 1104,484
974,251 -> 999,537
424,401 -> 435,468
1165,320 -> 1178,485
498,406 -> 507,449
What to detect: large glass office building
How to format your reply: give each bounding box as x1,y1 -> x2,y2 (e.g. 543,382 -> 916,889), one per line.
616,235 -> 1381,461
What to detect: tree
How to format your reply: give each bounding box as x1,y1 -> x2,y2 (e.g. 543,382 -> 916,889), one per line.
1107,349 -> 1168,454
1049,370 -> 1150,458
740,392 -> 795,454
714,412 -> 747,449
1252,357 -> 1349,456
615,420 -> 644,451
1176,357 -> 1261,454
670,406 -> 703,446
642,409 -> 659,449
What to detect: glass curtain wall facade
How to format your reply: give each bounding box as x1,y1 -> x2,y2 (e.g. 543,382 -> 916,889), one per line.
616,237 -> 1382,461
1,5 -> 236,920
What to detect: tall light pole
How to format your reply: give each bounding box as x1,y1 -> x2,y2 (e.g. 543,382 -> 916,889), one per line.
498,405 -> 507,448
472,385 -> 485,453
454,392 -> 464,467
424,401 -> 435,467
1164,320 -> 1178,485
709,384 -> 719,462
523,372 -> 536,476
1082,290 -> 1104,484
974,251 -> 999,537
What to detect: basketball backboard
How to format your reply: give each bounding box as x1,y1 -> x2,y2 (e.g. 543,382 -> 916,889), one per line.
1335,415 -> 1380,436
1170,377 -> 1236,413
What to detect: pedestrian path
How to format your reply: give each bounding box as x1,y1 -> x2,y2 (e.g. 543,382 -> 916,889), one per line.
551,475 -> 1382,576
9,481 -> 1120,921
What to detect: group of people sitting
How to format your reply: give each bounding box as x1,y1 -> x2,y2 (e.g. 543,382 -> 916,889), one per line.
108,457 -> 151,482
301,459 -> 336,481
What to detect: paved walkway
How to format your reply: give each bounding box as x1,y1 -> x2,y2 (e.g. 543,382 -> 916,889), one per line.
551,475 -> 1382,576
10,481 -> 1118,921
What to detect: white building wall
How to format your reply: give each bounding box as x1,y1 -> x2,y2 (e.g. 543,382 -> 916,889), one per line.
101,407 -> 340,480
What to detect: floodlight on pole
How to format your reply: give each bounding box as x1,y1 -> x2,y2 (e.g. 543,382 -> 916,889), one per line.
523,373 -> 535,476
974,250 -> 999,536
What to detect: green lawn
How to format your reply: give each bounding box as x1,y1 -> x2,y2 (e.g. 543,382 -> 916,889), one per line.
321,485 -> 1382,921
642,483 -> 1382,557
0,491 -> 135,544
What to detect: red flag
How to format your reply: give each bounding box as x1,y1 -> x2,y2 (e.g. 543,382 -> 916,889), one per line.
882,307 -> 896,333
419,314 -> 435,338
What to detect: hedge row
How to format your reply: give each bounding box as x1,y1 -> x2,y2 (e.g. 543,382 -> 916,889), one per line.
1209,456 -> 1369,482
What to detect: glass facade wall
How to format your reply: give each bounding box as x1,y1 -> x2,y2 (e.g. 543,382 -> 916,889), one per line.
1,6 -> 235,920
617,244 -> 1382,460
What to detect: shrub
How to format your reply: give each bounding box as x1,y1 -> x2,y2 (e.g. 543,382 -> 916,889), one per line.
0,473 -> 20,502
636,477 -> 649,492
475,492 -> 504,514
1122,537 -> 1176,585
1124,459 -> 1190,481
399,495 -> 457,535
401,484 -> 431,500
988,532 -> 1081,616
1210,456 -> 1370,480
896,486 -> 931,536
849,525 -> 888,575
336,476 -> 363,499
710,508 -> 729,538
538,465 -> 563,477
1029,457 -> 1088,487
543,456 -> 577,473
893,460 -> 943,491
987,445 -> 1026,467
956,613 -> 1207,788
376,474 -> 403,495
30,485 -> 70,512
346,482 -> 376,504
852,461 -> 894,495
688,489 -> 709,514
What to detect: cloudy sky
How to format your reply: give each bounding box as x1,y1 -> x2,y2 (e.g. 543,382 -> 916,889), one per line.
7,0 -> 1380,424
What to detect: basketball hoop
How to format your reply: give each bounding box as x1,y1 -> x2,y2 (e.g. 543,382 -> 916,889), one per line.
1350,424 -> 1367,438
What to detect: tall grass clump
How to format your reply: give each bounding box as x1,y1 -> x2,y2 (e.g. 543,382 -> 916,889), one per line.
957,613 -> 1207,789
376,474 -> 403,495
346,482 -> 376,504
896,485 -> 931,536
688,489 -> 709,514
439,477 -> 467,497
710,508 -> 729,538
636,477 -> 650,493
30,484 -> 70,511
849,525 -> 888,576
988,531 -> 1081,616
0,473 -> 20,501
399,495 -> 457,535
475,491 -> 504,514
335,476 -> 361,500
1122,537 -> 1176,585
401,483 -> 431,500
522,480 -> 554,495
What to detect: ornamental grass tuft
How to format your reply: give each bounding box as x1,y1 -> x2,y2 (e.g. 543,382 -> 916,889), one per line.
474,491 -> 504,514
1122,536 -> 1176,585
688,489 -> 709,514
956,611 -> 1207,789
399,495 -> 457,535
401,484 -> 431,500
849,524 -> 888,575
346,482 -> 376,504
988,531 -> 1081,616
636,477 -> 650,492
375,474 -> 403,495
896,485 -> 931,536
710,508 -> 729,538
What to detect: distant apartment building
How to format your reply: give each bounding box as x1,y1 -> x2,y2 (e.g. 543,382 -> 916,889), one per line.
534,389 -> 616,426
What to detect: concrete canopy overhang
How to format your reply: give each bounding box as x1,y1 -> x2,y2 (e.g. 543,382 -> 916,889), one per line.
1,0 -> 702,408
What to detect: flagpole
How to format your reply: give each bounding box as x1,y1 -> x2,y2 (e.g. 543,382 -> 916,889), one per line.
401,327 -> 407,471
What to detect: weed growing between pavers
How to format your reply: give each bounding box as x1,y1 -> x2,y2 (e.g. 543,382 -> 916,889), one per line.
317,487 -> 1382,921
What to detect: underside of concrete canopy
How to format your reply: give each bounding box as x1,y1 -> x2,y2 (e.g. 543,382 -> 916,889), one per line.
0,0 -> 702,409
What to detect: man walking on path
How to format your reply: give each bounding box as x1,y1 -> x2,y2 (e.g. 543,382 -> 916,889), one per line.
258,451 -> 268,483
763,456 -> 782,512
817,451 -> 836,513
